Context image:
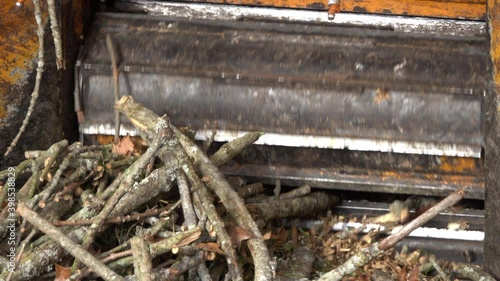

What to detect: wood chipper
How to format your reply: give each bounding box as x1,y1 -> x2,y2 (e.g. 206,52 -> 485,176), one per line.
3,0 -> 500,278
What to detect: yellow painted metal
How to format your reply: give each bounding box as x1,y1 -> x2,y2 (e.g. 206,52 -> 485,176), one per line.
340,0 -> 486,20
191,0 -> 486,19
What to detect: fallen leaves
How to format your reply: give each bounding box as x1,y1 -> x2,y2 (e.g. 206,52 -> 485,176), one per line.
111,135 -> 138,157
54,264 -> 71,281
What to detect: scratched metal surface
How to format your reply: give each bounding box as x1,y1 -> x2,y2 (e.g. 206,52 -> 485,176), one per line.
77,12 -> 487,157
216,144 -> 485,199
115,1 -> 487,37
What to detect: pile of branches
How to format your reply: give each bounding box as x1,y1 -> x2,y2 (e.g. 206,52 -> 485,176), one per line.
0,96 -> 339,281
0,96 -> 495,281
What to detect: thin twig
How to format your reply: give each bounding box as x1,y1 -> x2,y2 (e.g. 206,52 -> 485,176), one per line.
5,242 -> 25,281
52,206 -> 170,226
209,132 -> 262,166
39,142 -> 67,182
47,0 -> 64,69
4,0 -> 45,157
429,256 -> 449,281
177,170 -> 197,229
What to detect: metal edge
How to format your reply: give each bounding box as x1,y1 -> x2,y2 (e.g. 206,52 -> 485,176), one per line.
116,0 -> 486,37
79,124 -> 482,158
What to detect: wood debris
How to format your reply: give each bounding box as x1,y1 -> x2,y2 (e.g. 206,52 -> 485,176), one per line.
0,97 -> 491,281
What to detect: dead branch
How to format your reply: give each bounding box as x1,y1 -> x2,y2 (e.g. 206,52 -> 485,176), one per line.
429,256 -> 449,281
274,179 -> 281,198
37,144 -> 109,208
16,202 -> 123,281
115,96 -> 245,281
170,139 -> 244,281
4,0 -> 45,157
39,141 -> 67,182
279,184 -> 311,199
237,182 -> 264,199
197,263 -> 213,281
164,253 -> 207,281
81,117 -> 172,252
52,205 -> 170,226
123,252 -> 206,281
174,127 -> 274,281
451,263 -> 496,281
177,170 -> 197,229
378,188 -> 466,250
317,187 -> 467,281
1,162 -> 177,280
131,237 -> 154,281
210,132 -> 263,166
106,227 -> 201,272
116,94 -> 274,280
247,192 -> 338,221
145,202 -> 181,237
47,0 -> 63,69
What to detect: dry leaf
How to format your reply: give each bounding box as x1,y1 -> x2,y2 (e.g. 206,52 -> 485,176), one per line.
262,231 -> 272,240
408,265 -> 420,281
397,267 -> 407,281
175,229 -> 201,247
54,264 -> 71,281
226,225 -> 253,249
197,242 -> 226,255
111,135 -> 136,157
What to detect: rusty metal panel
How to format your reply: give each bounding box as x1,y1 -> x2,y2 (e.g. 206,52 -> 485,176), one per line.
0,0 -> 89,167
116,1 -> 486,37
340,0 -> 486,20
77,13 -> 487,157
217,145 -> 485,199
126,0 -> 486,19
0,1 -> 40,124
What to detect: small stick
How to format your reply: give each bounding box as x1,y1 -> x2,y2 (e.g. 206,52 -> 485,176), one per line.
47,0 -> 64,69
209,132 -> 263,166
5,242 -> 25,281
174,127 -> 274,281
52,206 -> 170,226
279,184 -> 311,199
273,179 -> 281,198
4,0 -> 45,157
131,237 -> 153,281
106,34 -> 121,143
170,145 -> 243,281
16,202 -> 123,281
37,144 -> 109,208
429,256 -> 449,281
39,141 -> 66,182
162,252 -> 206,281
177,170 -> 197,229
452,264 -> 496,281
